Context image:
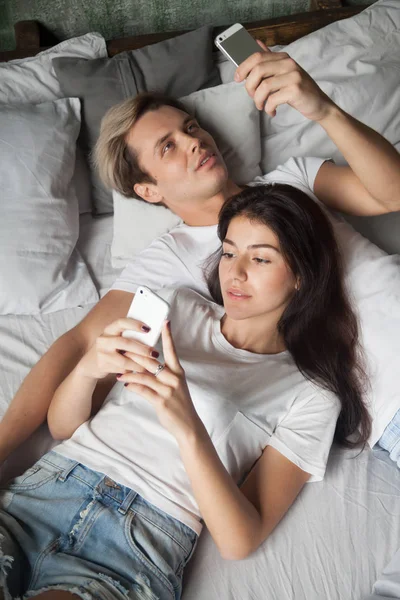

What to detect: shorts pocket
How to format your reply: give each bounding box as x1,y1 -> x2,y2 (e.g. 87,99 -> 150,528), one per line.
1,462 -> 59,493
124,510 -> 184,596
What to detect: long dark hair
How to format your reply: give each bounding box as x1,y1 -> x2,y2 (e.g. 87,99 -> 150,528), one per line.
207,184 -> 371,449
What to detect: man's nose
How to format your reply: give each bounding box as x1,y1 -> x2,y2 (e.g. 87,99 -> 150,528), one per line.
190,137 -> 201,153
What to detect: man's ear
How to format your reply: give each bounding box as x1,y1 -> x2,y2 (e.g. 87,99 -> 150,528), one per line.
134,182 -> 164,205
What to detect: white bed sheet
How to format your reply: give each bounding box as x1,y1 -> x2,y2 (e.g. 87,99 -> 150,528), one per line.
182,445 -> 400,600
1,214 -> 399,599
0,213 -> 120,481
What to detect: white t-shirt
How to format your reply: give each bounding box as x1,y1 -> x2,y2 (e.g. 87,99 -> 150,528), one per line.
110,157 -> 325,299
111,156 -> 400,447
58,288 -> 340,535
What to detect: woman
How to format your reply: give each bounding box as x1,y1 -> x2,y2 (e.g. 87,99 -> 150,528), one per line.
0,184 -> 370,600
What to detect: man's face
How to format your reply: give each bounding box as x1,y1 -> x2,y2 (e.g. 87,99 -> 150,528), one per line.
126,106 -> 229,210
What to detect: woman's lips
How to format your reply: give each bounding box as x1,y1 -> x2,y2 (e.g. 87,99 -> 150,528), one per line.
227,290 -> 251,301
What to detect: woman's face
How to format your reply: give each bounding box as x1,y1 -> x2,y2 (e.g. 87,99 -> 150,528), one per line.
219,216 -> 297,322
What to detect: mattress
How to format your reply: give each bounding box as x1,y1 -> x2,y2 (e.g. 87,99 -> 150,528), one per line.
0,215 -> 399,599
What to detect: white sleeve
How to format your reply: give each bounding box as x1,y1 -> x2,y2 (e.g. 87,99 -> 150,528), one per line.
277,156 -> 331,194
251,156 -> 332,202
110,237 -> 194,295
268,388 -> 341,482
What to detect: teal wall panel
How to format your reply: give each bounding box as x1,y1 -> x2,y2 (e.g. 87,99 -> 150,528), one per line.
0,0 -> 374,52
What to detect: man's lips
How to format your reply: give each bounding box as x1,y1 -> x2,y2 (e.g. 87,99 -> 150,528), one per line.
195,152 -> 217,171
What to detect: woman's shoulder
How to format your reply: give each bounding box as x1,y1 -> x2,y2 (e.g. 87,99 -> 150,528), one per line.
156,287 -> 221,322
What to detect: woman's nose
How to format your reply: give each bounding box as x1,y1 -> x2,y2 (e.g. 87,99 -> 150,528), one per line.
231,258 -> 247,281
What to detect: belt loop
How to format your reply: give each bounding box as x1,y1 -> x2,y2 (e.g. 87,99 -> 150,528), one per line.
118,489 -> 137,515
57,460 -> 79,482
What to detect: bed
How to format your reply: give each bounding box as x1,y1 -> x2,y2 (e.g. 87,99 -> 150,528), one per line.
1,1 -> 400,598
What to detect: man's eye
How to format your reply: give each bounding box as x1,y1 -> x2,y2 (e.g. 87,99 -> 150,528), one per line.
188,123 -> 198,132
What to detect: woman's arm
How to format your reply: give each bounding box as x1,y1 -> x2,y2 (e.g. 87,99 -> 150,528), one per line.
47,314 -> 161,440
178,425 -> 310,560
47,359 -> 99,440
119,322 -> 311,560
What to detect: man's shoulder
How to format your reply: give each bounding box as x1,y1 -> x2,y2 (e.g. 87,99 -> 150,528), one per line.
246,156 -> 328,190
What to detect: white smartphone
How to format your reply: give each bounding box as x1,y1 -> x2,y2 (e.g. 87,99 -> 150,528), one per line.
122,286 -> 170,347
214,23 -> 261,67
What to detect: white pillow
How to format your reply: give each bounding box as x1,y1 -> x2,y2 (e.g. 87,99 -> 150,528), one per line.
111,81 -> 262,267
0,32 -> 107,103
0,32 -> 107,214
0,98 -> 99,315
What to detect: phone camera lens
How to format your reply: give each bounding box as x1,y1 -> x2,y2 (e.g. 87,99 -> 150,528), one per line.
219,36 -> 223,41
140,290 -> 143,294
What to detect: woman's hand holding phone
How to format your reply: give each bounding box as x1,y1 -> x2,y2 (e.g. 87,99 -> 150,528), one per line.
78,317 -> 160,381
118,321 -> 202,444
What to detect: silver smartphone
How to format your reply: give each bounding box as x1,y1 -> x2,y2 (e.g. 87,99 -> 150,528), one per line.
215,23 -> 261,67
122,286 -> 170,348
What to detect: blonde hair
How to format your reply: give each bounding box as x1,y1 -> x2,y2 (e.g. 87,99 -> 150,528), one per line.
92,92 -> 190,198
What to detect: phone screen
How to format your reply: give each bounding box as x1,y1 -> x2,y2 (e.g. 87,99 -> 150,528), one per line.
219,28 -> 260,65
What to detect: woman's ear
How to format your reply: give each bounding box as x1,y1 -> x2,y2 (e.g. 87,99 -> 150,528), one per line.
134,182 -> 164,205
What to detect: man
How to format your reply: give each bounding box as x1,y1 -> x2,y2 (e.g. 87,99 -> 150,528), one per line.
1,43 -> 400,466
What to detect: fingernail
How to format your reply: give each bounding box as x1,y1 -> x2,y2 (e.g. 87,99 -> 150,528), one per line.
117,350 -> 126,355
234,72 -> 240,81
141,325 -> 150,332
116,373 -> 123,378
124,383 -> 129,387
151,350 -> 159,358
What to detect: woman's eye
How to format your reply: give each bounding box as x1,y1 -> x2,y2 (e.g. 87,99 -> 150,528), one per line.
221,252 -> 234,259
253,257 -> 271,264
162,141 -> 174,154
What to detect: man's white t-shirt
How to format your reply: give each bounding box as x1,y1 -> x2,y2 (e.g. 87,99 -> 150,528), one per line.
111,157 -> 325,300
58,288 -> 340,535
111,156 -> 400,447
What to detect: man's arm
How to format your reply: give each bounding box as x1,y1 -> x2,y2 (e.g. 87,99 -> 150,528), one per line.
0,289 -> 133,464
235,43 -> 400,217
314,107 -> 400,216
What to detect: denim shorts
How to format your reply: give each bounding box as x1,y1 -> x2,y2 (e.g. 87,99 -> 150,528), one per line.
378,407 -> 400,468
0,451 -> 198,600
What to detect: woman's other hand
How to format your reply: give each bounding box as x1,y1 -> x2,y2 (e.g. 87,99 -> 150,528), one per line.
118,321 -> 201,443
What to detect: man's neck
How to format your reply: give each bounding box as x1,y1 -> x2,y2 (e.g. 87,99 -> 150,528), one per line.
180,180 -> 243,227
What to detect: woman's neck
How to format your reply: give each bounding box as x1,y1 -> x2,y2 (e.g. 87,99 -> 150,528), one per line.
220,312 -> 286,355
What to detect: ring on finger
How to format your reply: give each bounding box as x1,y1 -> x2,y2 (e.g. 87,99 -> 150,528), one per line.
154,363 -> 165,377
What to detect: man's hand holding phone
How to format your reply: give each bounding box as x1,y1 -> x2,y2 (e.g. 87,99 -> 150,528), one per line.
234,40 -> 335,122
215,23 -> 335,122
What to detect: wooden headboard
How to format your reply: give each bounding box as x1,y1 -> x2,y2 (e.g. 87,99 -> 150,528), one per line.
0,0 -> 369,62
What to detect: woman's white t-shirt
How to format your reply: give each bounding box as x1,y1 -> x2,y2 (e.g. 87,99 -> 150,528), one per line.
58,288 -> 340,535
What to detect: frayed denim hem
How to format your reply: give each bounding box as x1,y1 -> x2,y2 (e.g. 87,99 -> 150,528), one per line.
0,533 -> 14,600
24,585 -> 92,600
23,573 -> 159,600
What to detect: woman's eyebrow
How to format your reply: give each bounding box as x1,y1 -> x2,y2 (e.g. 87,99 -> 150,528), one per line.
223,238 -> 280,253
